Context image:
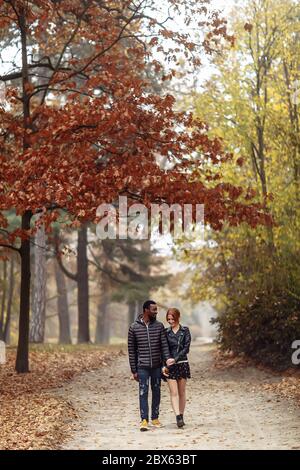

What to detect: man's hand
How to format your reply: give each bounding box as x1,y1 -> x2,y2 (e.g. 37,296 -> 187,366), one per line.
132,373 -> 139,382
166,358 -> 175,367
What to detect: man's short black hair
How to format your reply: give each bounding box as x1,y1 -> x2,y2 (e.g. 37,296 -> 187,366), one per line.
143,300 -> 156,312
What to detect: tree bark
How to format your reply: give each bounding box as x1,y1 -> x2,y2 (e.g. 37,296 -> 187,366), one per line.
283,60 -> 300,203
55,226 -> 90,343
77,224 -> 90,343
54,259 -> 72,344
128,300 -> 136,327
95,276 -> 110,344
15,5 -> 33,373
0,260 -> 7,340
16,210 -> 32,373
29,218 -> 47,343
4,257 -> 15,344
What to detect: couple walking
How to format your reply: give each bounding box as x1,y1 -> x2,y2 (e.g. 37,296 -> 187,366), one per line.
128,300 -> 191,431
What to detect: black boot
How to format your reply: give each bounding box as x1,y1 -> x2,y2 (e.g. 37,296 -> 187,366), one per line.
180,414 -> 185,426
176,415 -> 184,428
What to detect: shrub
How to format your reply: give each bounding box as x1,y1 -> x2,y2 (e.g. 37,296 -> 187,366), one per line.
212,291 -> 300,370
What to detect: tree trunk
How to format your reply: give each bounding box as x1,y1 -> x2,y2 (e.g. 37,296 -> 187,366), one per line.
283,60 -> 300,204
4,257 -> 15,344
16,210 -> 32,373
128,300 -> 136,327
95,276 -> 110,344
29,218 -> 47,343
15,6 -> 32,373
54,227 -> 89,343
54,259 -> 72,344
0,260 -> 7,340
77,224 -> 90,343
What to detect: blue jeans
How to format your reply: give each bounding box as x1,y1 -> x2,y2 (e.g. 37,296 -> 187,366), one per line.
137,367 -> 161,421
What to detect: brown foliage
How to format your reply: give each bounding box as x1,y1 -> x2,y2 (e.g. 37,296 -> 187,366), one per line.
0,346 -> 121,449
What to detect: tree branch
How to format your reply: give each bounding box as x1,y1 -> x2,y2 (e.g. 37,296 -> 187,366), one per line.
0,243 -> 21,254
56,252 -> 78,282
88,246 -> 127,285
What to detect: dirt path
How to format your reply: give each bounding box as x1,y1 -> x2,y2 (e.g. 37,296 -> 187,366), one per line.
57,344 -> 300,450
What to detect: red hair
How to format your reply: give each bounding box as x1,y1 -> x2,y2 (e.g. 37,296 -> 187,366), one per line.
166,308 -> 180,322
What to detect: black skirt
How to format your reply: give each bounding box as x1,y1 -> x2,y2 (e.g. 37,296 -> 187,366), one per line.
163,362 -> 191,381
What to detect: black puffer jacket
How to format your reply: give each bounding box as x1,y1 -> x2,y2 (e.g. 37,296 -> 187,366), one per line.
165,325 -> 191,363
128,316 -> 171,373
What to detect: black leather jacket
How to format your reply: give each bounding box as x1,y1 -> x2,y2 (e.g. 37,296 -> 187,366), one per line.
165,325 -> 191,363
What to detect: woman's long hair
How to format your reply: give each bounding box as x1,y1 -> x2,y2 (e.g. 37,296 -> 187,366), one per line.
166,308 -> 180,322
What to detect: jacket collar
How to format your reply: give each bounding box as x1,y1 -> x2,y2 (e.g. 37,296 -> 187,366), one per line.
167,324 -> 183,333
136,314 -> 156,325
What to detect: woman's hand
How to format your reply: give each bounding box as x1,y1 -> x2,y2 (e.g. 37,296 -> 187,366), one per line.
166,358 -> 175,367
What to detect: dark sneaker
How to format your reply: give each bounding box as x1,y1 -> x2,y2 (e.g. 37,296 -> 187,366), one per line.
176,415 -> 184,428
180,414 -> 185,426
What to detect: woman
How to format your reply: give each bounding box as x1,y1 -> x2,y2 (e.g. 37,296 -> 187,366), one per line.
163,308 -> 191,428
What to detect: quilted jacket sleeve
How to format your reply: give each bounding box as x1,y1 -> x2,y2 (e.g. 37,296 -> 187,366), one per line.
160,324 -> 171,362
128,324 -> 138,373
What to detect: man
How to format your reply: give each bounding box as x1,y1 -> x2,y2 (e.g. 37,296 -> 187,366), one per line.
128,300 -> 175,431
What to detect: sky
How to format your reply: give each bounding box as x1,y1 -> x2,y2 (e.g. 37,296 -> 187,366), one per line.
212,0 -> 237,14
0,0 -> 238,77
